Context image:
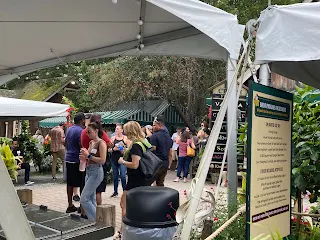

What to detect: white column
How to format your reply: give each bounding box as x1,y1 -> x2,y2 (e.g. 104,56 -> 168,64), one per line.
259,64 -> 271,86
0,156 -> 35,240
5,122 -> 8,138
227,58 -> 238,206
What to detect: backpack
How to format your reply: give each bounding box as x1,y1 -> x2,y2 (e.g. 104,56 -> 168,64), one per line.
135,141 -> 163,185
102,151 -> 112,181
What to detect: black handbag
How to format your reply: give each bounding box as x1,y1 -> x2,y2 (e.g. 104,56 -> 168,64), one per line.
135,142 -> 163,185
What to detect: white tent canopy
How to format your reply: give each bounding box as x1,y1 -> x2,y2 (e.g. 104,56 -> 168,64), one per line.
0,0 -> 244,85
0,97 -> 69,120
255,2 -> 320,88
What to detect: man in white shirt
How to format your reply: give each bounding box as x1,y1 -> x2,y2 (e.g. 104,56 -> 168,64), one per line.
170,127 -> 182,170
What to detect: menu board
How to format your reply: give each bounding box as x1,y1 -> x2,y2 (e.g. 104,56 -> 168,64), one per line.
246,82 -> 292,239
211,93 -> 246,166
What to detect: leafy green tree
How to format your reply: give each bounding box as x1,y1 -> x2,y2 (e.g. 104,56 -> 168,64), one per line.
292,86 -> 320,203
88,56 -> 224,129
18,121 -> 44,171
202,0 -> 301,25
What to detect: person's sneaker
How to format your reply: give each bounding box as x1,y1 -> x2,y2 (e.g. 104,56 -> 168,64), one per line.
52,177 -> 57,181
73,195 -> 80,202
66,205 -> 78,213
25,181 -> 34,186
110,192 -> 118,198
80,214 -> 88,219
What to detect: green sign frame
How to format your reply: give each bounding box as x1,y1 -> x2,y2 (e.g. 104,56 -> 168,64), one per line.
246,82 -> 293,240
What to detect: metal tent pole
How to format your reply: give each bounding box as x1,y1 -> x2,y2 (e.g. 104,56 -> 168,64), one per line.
227,58 -> 238,207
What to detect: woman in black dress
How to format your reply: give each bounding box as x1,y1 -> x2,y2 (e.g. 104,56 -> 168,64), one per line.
114,121 -> 151,239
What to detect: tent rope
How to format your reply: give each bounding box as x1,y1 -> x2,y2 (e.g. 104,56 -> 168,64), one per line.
204,205 -> 246,240
214,36 -> 254,200
176,35 -> 254,239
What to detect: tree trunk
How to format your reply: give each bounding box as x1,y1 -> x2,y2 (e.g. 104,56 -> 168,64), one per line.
170,102 -> 196,133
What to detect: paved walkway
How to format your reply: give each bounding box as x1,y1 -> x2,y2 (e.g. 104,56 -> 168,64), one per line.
15,171 -> 218,230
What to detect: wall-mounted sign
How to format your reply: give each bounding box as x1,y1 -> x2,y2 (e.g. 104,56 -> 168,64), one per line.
246,82 -> 292,239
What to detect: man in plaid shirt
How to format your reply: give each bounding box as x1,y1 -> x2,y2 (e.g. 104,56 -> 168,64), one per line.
49,122 -> 65,180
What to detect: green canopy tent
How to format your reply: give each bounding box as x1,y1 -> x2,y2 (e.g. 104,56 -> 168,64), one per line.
101,109 -> 152,125
39,116 -> 67,128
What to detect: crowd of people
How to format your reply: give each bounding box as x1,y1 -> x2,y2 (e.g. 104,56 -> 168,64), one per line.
11,112 -> 210,238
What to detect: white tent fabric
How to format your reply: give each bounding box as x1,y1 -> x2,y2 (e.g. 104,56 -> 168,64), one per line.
255,2 -> 320,88
0,97 -> 69,120
0,0 -> 244,85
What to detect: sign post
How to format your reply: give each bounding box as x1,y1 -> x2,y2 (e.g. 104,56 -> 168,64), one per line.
246,82 -> 292,239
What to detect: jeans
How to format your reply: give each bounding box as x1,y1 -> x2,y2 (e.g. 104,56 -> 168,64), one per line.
111,160 -> 126,194
20,162 -> 30,183
80,164 -> 103,221
177,156 -> 192,178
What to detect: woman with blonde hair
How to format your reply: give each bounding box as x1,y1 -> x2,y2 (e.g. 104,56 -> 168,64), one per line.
114,121 -> 151,239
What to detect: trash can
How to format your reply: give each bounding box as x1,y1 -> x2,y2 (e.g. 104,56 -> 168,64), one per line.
122,186 -> 179,240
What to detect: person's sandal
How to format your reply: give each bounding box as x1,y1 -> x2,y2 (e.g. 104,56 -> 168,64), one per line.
113,231 -> 121,239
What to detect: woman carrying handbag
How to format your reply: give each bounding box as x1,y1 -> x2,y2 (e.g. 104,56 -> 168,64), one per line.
174,131 -> 196,183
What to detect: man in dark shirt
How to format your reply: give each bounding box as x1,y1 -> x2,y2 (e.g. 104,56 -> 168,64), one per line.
150,116 -> 173,186
11,139 -> 34,186
65,112 -> 85,213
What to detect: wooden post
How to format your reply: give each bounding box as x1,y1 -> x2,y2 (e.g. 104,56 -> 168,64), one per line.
96,204 -> 116,228
0,122 -> 5,137
17,189 -> 33,205
7,121 -> 13,138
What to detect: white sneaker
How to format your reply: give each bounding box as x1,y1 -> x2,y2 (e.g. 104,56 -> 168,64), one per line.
25,181 -> 34,186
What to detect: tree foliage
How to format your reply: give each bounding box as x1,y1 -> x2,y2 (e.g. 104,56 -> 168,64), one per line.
18,121 -> 44,171
292,86 -> 320,202
202,0 -> 301,25
87,56 -> 225,125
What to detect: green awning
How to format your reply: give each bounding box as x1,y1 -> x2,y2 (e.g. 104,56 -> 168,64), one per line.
39,116 -> 67,128
206,97 -> 212,106
101,110 -> 142,124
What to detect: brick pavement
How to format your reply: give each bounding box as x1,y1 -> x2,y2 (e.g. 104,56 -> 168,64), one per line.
15,171 -> 218,230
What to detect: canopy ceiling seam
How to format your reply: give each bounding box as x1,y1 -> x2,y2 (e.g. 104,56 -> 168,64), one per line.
0,27 -> 202,76
138,0 -> 147,50
0,21 -> 184,23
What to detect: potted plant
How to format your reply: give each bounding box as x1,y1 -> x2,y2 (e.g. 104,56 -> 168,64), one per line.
0,143 -> 19,181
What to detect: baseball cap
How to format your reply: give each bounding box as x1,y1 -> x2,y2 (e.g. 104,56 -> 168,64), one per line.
154,114 -> 165,124
74,112 -> 85,123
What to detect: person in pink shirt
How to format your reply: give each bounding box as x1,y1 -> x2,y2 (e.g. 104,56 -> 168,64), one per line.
173,131 -> 196,183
